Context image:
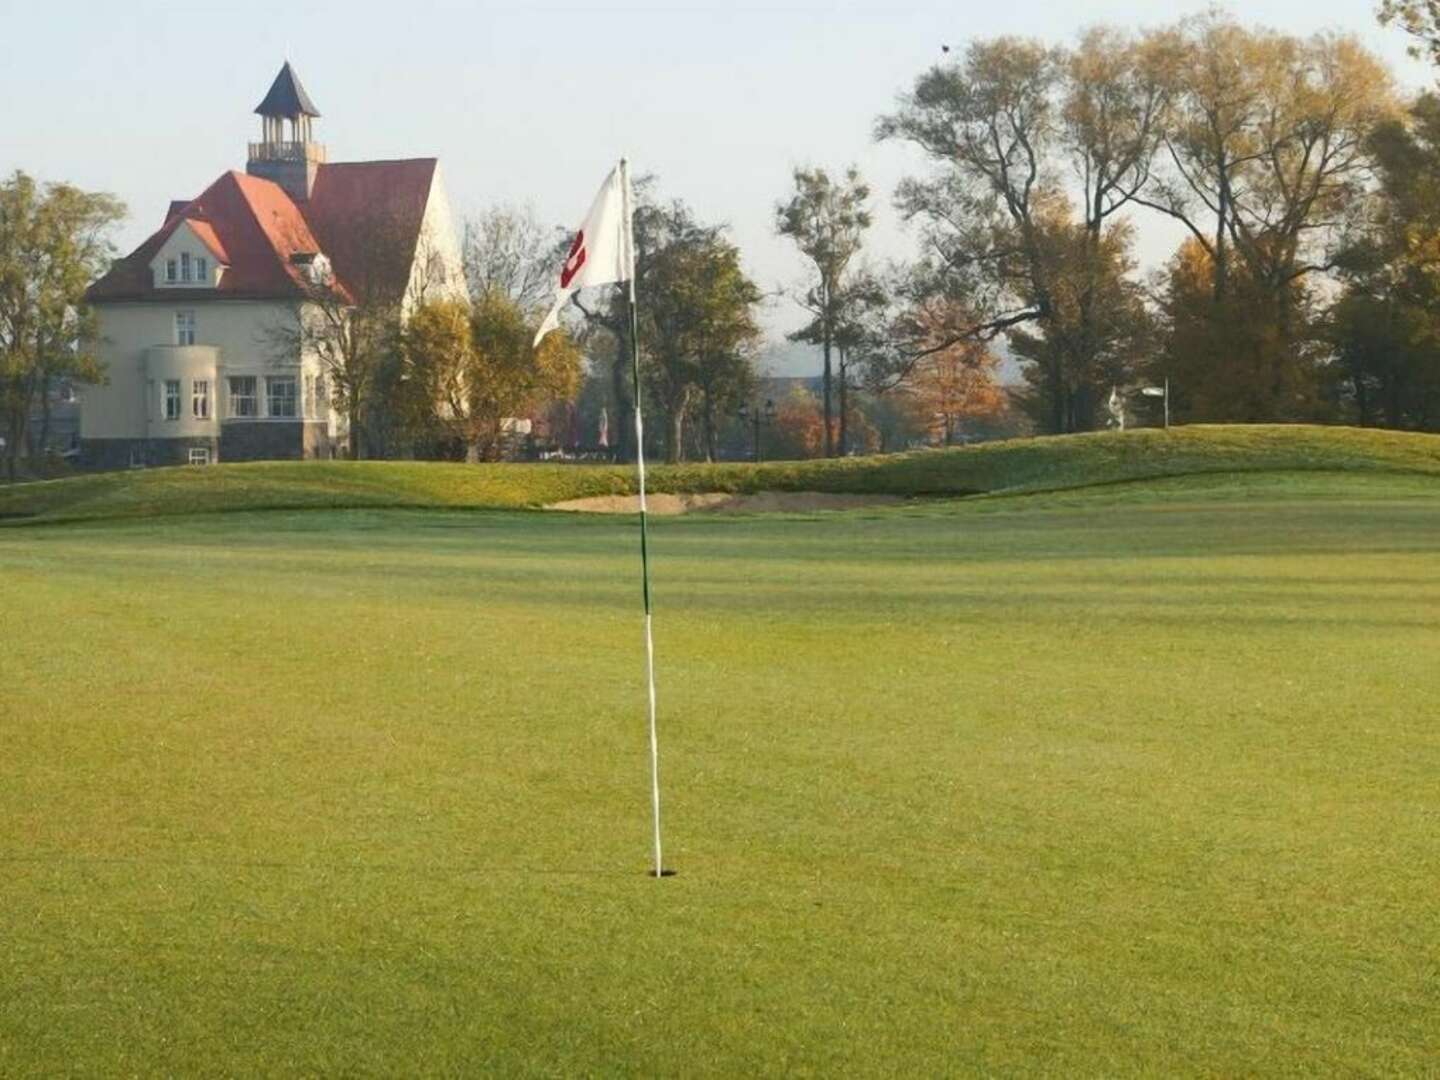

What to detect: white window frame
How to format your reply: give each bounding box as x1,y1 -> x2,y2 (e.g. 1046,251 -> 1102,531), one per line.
196,256 -> 208,283
163,379 -> 181,421
165,258 -> 177,283
266,375 -> 298,419
180,252 -> 192,283
175,310 -> 196,346
188,447 -> 211,466
192,379 -> 210,420
228,375 -> 258,418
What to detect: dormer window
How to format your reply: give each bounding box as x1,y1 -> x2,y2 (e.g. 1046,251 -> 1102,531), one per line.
180,253 -> 192,282
166,259 -> 178,283
196,257 -> 208,283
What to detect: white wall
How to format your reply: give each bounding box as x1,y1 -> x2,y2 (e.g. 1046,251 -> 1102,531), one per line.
404,163 -> 469,314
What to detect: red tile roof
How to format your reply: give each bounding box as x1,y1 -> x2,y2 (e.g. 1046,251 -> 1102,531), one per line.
87,159 -> 438,305
183,218 -> 230,264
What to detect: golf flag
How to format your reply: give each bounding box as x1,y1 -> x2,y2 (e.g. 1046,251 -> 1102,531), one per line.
536,161 -> 668,879
534,164 -> 632,346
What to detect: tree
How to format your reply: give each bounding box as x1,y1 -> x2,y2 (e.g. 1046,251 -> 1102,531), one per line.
876,32 -> 1164,433
1158,237 -> 1320,422
402,291 -> 581,461
462,204 -> 567,316
1136,17 -> 1396,420
776,167 -> 872,456
1379,0 -> 1440,64
266,207 -> 449,460
767,386 -> 827,460
0,172 -> 124,481
1327,93 -> 1440,429
641,206 -> 762,462
902,298 -> 1008,444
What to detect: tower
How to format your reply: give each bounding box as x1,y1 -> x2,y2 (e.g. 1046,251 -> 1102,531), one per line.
246,62 -> 325,202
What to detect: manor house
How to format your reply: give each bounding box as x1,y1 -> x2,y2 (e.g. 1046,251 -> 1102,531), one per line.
81,63 -> 465,468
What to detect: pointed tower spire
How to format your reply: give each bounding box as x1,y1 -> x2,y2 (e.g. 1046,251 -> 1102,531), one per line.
247,62 -> 326,202
255,61 -> 321,120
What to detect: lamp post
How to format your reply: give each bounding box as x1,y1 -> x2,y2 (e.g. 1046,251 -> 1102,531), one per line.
737,398 -> 776,462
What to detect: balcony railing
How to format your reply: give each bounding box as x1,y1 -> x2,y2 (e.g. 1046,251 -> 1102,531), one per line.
247,141 -> 327,164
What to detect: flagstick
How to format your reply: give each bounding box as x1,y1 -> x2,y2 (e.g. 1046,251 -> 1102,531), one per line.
622,158 -> 668,880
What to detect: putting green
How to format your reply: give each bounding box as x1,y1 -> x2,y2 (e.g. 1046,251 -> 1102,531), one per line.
1,471 -> 1437,1074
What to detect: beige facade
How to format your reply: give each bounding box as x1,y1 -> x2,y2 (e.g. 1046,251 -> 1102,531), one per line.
81,300 -> 334,447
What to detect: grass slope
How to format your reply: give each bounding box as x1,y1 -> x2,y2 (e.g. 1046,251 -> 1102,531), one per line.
1,477 -> 1438,1073
2,424 -> 1439,524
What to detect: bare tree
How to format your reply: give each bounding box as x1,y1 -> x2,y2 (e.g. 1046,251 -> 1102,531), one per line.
462,204 -> 567,316
265,209 -> 445,458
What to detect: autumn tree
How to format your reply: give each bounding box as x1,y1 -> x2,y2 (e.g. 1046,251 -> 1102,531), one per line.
767,386 -> 827,460
1328,93 -> 1440,429
776,167 -> 872,456
877,32 -> 1165,433
903,298 -> 1008,445
402,291 -> 581,461
0,172 -> 124,481
1158,237 -> 1321,422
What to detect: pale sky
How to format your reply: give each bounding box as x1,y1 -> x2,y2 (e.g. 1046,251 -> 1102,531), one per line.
1,0 -> 1430,369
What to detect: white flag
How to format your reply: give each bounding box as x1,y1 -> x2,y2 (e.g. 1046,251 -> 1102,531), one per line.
534,164 -> 632,346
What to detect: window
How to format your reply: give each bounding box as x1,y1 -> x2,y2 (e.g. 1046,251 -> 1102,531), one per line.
192,379 -> 210,420
229,376 -> 258,418
175,310 -> 196,346
163,379 -> 181,421
180,252 -> 192,283
188,447 -> 211,466
165,259 -> 177,283
196,257 -> 208,283
266,375 -> 297,418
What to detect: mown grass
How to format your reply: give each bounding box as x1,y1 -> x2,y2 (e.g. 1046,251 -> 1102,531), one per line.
1,469 -> 1437,1074
2,424 -> 1439,525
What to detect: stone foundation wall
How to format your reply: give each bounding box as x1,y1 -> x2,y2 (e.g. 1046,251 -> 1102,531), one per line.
80,437 -> 218,471
219,421 -> 335,462
78,424 -> 333,471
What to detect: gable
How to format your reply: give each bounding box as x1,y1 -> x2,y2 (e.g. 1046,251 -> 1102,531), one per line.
148,220 -> 230,289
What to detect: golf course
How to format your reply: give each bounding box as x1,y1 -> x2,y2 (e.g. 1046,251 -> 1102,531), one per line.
1,425 -> 1437,1075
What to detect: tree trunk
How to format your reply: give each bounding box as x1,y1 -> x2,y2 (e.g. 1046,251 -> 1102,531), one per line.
612,327 -> 634,463
347,406 -> 361,459
821,327 -> 834,458
702,389 -> 716,463
837,350 -> 849,456
666,407 -> 684,464
37,375 -> 54,461
1214,167 -> 1230,303
1049,361 -> 1065,435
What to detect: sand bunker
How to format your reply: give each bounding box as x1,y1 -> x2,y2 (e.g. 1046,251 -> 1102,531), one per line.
547,491 -> 907,515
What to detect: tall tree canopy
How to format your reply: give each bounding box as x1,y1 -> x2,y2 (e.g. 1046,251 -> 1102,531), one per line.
0,171 -> 123,480
876,32 -> 1162,433
776,166 -> 872,455
401,291 -> 581,461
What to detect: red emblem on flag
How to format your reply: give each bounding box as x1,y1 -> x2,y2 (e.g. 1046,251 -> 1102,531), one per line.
560,230 -> 587,289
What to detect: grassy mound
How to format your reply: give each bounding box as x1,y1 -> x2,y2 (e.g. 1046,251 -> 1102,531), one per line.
2,424 -> 1438,524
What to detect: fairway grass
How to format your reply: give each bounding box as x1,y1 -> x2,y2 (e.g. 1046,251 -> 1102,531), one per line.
2,473 -> 1438,1074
